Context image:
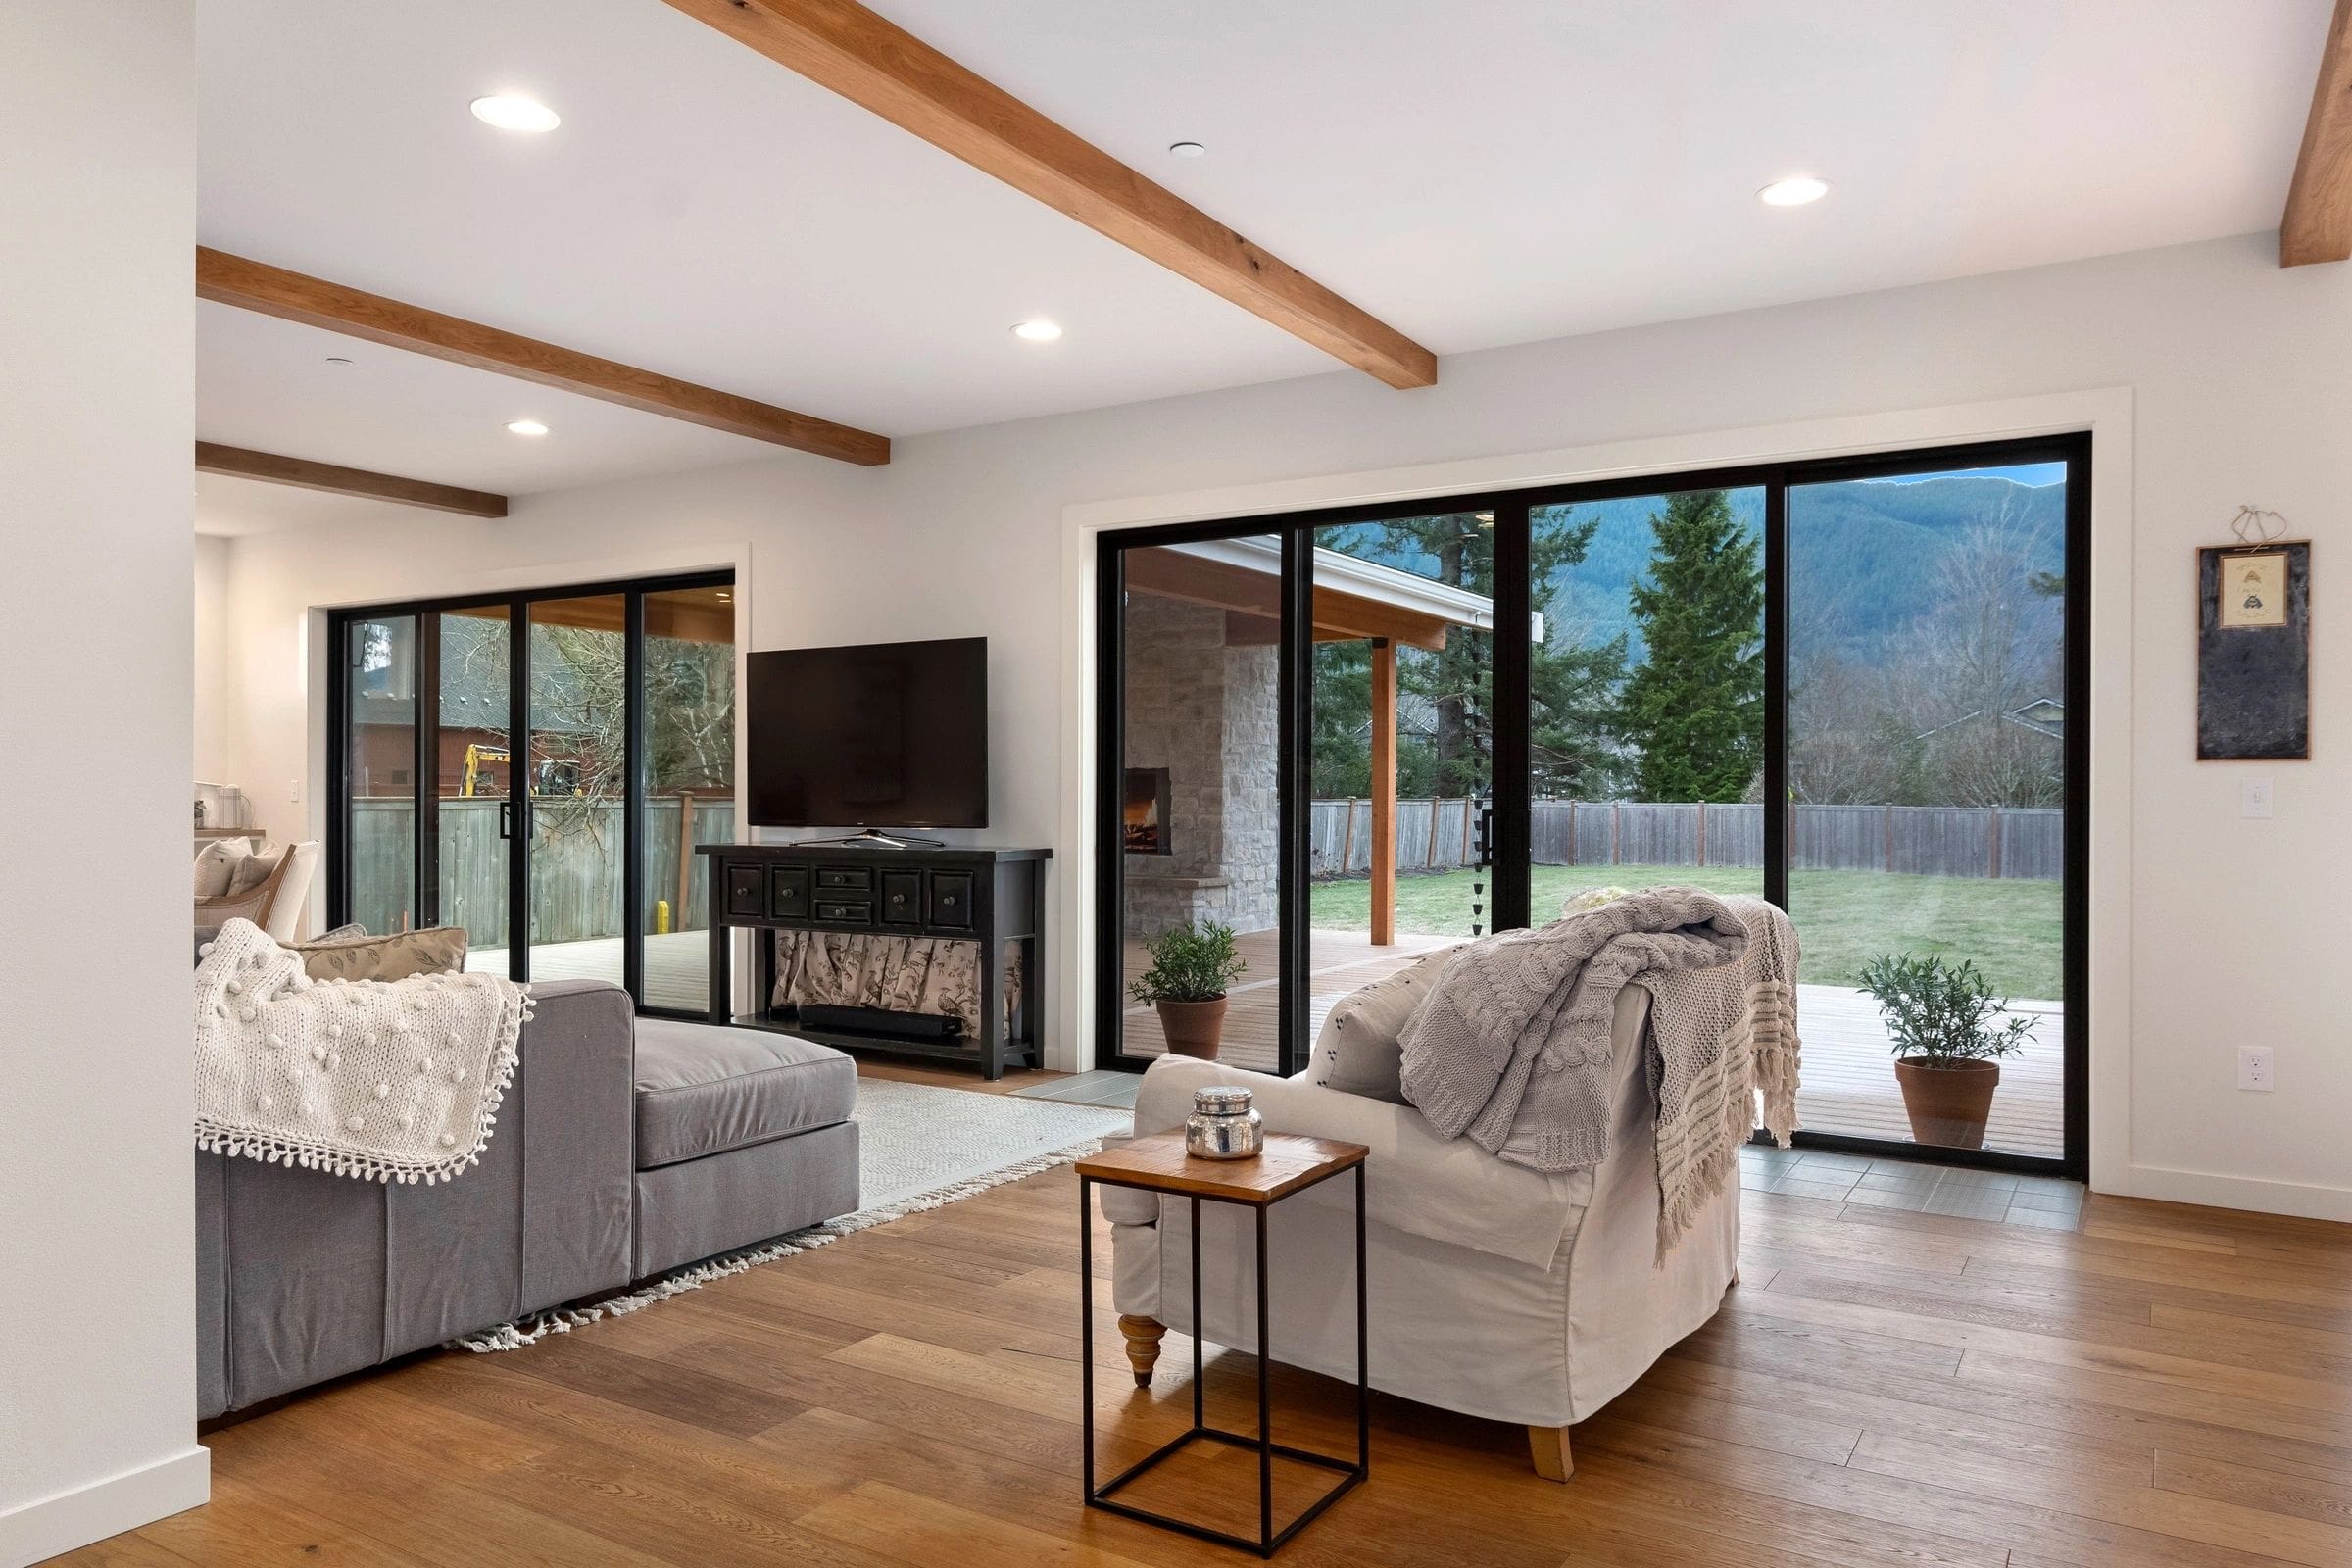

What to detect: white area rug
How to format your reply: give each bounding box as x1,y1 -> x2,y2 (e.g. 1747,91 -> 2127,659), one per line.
853,1077 -> 1133,1208
457,1078 -> 1131,1351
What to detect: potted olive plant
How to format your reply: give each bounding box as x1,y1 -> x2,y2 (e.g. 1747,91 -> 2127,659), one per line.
1857,953 -> 2037,1150
1129,919 -> 1247,1060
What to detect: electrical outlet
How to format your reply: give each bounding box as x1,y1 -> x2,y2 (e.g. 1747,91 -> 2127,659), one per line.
2238,1046 -> 2274,1092
2241,776 -> 2274,819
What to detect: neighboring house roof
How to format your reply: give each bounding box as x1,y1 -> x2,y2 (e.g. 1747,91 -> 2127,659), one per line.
1915,697 -> 2064,744
353,615 -> 599,734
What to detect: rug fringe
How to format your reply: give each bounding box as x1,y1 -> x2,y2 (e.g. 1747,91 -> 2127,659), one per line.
452,1137 -> 1106,1352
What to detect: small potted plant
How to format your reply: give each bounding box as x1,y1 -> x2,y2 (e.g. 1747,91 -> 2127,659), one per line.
1129,919 -> 1247,1060
1857,953 -> 2036,1150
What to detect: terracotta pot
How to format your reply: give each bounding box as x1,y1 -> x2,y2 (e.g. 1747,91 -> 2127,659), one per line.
1154,997 -> 1228,1060
1892,1057 -> 2001,1150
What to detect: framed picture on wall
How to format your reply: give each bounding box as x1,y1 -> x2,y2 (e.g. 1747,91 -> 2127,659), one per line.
2197,541 -> 2310,760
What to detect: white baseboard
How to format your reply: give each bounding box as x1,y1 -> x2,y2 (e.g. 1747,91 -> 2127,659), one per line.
2117,1163 -> 2352,1224
1,1446 -> 208,1568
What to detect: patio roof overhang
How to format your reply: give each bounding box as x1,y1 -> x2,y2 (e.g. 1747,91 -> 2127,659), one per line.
1122,536 -> 1512,950
1122,536 -> 1512,651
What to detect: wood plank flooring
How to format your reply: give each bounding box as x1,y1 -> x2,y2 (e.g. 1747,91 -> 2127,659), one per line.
69,1064 -> 2352,1568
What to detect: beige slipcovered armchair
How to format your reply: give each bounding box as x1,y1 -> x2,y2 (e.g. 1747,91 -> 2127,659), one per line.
193,839 -> 320,943
1102,985 -> 1740,1483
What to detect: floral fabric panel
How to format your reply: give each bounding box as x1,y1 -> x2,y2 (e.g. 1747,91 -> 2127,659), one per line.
771,931 -> 1023,1034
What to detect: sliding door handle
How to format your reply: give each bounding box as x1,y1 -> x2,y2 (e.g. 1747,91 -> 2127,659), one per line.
499,800 -> 513,840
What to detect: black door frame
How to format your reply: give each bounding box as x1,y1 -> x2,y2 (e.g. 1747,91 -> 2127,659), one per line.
325,567 -> 735,1019
1094,434 -> 2089,1180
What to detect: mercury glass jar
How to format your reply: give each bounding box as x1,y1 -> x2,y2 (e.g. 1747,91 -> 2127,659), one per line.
1185,1084 -> 1263,1160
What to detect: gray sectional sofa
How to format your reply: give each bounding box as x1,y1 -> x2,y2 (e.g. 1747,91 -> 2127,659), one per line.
195,978 -> 859,1418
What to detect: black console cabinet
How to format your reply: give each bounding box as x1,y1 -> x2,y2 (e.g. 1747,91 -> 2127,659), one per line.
699,843 -> 1051,1079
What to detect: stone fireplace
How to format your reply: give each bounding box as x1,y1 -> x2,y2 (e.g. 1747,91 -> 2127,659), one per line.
1123,766 -> 1172,855
1120,593 -> 1278,939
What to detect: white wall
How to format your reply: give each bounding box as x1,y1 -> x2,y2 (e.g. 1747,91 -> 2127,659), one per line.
194,534 -> 234,784
0,5 -> 208,1564
213,231 -> 2352,1220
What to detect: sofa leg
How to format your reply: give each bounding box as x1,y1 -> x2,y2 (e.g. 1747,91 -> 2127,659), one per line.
1118,1315 -> 1166,1388
1527,1424 -> 1574,1482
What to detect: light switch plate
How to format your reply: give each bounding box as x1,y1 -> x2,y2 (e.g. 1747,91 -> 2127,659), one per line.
2241,776 -> 2274,819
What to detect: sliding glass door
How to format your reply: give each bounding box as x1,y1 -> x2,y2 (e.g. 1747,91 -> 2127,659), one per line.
343,612 -> 419,934
1107,534 -> 1289,1069
329,571 -> 735,1017
1307,514 -> 1496,1039
435,605 -> 512,957
524,593 -> 628,990
1524,487 -> 1768,917
1097,437 -> 2087,1176
1785,456 -> 2076,1159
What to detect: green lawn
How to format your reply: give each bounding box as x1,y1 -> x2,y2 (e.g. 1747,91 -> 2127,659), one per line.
1310,862 -> 2061,1000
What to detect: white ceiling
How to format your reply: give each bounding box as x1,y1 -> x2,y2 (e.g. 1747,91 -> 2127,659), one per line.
196,0 -> 2328,527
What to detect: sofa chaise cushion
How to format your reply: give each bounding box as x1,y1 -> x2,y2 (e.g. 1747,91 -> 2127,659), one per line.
632,1018 -> 858,1168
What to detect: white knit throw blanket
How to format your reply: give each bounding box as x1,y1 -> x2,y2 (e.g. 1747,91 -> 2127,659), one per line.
1398,888 -> 1802,1256
193,918 -> 531,1184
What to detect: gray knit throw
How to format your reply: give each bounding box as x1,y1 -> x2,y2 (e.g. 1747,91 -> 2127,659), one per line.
1398,887 -> 1748,1172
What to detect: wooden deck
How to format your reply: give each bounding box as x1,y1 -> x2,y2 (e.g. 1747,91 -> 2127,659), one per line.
1125,928 -> 2065,1159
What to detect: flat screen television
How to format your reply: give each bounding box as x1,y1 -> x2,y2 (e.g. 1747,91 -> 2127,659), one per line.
745,637 -> 988,830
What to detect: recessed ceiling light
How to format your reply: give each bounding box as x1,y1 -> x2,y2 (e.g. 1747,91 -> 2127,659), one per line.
470,94 -> 561,133
506,419 -> 550,437
1168,141 -> 1206,158
324,356 -> 353,366
1011,319 -> 1063,343
1758,175 -> 1830,207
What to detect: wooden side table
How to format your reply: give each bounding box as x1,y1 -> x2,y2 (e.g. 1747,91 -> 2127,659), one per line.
1075,1133 -> 1369,1557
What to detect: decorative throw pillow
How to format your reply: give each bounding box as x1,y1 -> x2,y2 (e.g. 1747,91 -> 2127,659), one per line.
224,843 -> 287,897
292,926 -> 469,983
1314,943 -> 1465,1103
192,839 -> 250,899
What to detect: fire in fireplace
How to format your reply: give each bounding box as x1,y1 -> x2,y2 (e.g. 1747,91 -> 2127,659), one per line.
1124,766 -> 1172,855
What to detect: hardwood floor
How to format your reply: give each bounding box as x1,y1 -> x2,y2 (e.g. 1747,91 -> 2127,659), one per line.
71,1067 -> 2352,1567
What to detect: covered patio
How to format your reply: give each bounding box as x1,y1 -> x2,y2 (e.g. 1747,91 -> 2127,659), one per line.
1118,535 -> 1496,945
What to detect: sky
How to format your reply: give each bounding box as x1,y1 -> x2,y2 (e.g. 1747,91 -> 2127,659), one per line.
1868,462 -> 2066,487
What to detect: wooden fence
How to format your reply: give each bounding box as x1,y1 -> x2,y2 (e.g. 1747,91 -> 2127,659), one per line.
351,797 -> 736,944
1310,799 -> 2060,881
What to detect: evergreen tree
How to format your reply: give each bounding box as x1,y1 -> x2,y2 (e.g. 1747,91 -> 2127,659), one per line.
1619,490 -> 1764,801
1309,513 -> 1630,801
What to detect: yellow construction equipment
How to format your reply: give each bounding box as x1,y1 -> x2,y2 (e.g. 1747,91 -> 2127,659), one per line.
461,744 -> 510,797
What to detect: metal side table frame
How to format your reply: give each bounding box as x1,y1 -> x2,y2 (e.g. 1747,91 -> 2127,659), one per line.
1076,1136 -> 1368,1557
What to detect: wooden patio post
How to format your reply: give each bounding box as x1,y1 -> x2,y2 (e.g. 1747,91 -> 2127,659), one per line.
1370,638 -> 1396,947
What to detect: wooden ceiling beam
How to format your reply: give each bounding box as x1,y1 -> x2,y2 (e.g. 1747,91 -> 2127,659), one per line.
194,441 -> 509,518
2283,0 -> 2352,266
660,0 -> 1438,389
196,248 -> 891,465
